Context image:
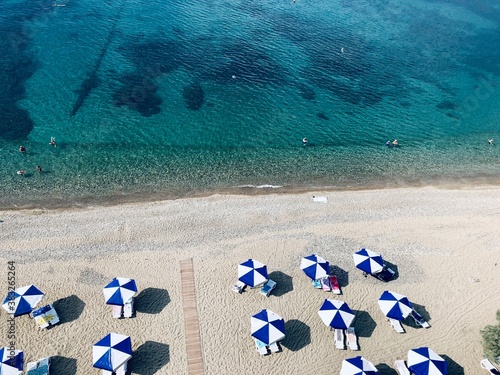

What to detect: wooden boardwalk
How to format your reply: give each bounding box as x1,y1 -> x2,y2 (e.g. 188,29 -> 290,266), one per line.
180,258 -> 204,375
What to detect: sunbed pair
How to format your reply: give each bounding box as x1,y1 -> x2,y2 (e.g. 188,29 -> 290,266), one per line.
112,297 -> 134,319
320,276 -> 341,294
26,357 -> 51,375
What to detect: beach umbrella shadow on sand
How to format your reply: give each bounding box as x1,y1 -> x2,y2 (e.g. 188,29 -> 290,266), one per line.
129,341 -> 170,375
53,295 -> 85,324
50,356 -> 77,375
281,319 -> 311,352
134,288 -> 170,314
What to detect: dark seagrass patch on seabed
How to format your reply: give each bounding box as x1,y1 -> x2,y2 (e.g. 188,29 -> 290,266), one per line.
183,83 -> 205,110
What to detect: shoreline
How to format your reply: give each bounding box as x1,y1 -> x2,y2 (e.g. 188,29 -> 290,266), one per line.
2,175 -> 500,211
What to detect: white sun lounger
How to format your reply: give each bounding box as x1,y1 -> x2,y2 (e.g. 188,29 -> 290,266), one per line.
334,328 -> 345,350
260,279 -> 276,297
269,342 -> 280,353
394,360 -> 411,375
389,318 -> 405,333
232,281 -> 246,294
411,310 -> 430,328
31,304 -> 60,329
255,338 -> 269,356
112,305 -> 123,319
26,357 -> 51,375
481,359 -> 500,374
346,327 -> 358,350
123,297 -> 134,318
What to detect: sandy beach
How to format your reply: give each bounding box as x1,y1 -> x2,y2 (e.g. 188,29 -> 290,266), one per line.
0,186 -> 499,374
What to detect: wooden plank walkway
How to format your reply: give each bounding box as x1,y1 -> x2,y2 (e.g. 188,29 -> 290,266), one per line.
180,258 -> 204,375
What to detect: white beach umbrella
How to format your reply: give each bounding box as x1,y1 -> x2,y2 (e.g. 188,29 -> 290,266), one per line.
378,291 -> 413,321
250,309 -> 285,345
318,299 -> 355,329
0,347 -> 24,375
93,333 -> 132,372
103,277 -> 138,306
353,248 -> 384,274
300,254 -> 329,280
340,356 -> 379,375
238,259 -> 268,287
408,347 -> 448,375
2,285 -> 45,317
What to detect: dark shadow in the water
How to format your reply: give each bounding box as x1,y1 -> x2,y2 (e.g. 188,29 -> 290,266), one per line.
70,5 -> 125,116
113,39 -> 183,116
183,82 -> 205,110
112,74 -> 162,117
297,83 -> 316,100
0,0 -> 53,139
317,112 -> 329,120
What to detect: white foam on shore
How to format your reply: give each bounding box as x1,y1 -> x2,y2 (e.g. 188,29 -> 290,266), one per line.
237,184 -> 283,189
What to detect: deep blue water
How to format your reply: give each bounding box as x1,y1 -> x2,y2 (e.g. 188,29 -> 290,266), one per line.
0,0 -> 499,208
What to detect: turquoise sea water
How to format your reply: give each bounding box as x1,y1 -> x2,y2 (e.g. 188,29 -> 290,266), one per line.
0,0 -> 499,208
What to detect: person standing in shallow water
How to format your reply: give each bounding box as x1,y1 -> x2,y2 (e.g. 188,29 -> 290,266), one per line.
19,145 -> 26,153
36,165 -> 42,173
302,137 -> 308,146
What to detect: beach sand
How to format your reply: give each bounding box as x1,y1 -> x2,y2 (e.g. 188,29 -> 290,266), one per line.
0,187 -> 499,374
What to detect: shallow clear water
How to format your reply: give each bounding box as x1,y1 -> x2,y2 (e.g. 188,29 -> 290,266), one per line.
0,0 -> 499,208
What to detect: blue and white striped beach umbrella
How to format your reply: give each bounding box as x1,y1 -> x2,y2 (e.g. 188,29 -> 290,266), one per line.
318,299 -> 355,329
300,254 -> 329,280
408,347 -> 448,375
93,333 -> 132,372
238,259 -> 268,287
103,278 -> 138,306
0,347 -> 24,375
340,356 -> 379,375
2,285 -> 45,317
251,309 -> 285,345
378,291 -> 413,321
353,248 -> 384,275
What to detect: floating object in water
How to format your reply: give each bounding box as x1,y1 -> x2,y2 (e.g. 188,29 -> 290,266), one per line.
341,47 -> 344,53
53,3 -> 66,6
232,75 -> 236,79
